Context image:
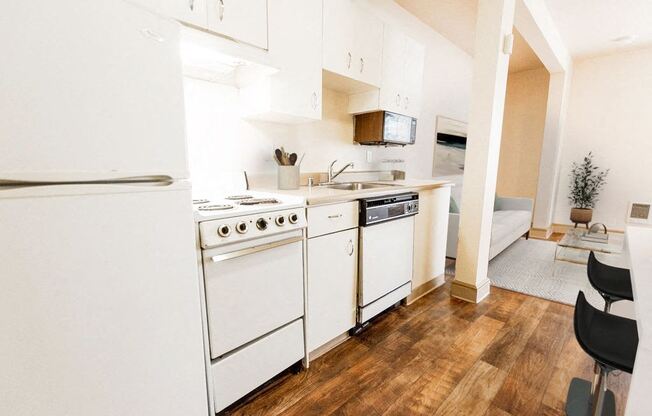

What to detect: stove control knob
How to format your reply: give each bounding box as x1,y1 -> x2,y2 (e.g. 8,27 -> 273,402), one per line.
236,221 -> 248,234
288,213 -> 299,224
256,218 -> 268,231
275,215 -> 286,226
217,224 -> 231,237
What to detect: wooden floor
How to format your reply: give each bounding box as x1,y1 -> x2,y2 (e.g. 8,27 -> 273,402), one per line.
224,275 -> 631,415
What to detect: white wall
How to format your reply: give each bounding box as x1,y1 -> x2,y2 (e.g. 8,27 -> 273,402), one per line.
183,0 -> 472,196
552,47 -> 652,230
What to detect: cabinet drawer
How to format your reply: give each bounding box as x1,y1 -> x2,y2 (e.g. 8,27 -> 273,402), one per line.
212,319 -> 304,412
307,201 -> 358,237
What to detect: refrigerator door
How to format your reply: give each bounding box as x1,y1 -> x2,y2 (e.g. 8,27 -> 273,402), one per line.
0,182 -> 208,416
0,1 -> 189,182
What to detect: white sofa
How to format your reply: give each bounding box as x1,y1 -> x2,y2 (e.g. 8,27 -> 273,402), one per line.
446,195 -> 534,260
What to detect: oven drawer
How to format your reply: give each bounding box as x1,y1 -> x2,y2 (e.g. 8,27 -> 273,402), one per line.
202,237 -> 304,359
212,319 -> 304,413
307,201 -> 359,238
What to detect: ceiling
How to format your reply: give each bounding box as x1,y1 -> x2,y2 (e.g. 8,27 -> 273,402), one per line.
394,0 -> 543,73
395,0 -> 652,67
544,0 -> 652,58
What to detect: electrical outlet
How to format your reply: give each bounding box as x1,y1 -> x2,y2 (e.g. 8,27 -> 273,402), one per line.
366,150 -> 373,163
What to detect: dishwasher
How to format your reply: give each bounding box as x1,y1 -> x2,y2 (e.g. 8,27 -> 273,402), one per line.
355,192 -> 419,330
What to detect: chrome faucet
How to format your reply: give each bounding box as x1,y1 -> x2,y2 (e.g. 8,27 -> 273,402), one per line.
327,160 -> 355,183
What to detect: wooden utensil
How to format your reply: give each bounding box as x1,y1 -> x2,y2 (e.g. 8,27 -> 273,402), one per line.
281,147 -> 290,165
275,148 -> 285,165
289,153 -> 298,166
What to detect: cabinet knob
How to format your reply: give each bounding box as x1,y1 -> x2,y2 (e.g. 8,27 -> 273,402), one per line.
396,94 -> 401,107
347,52 -> 352,69
218,0 -> 225,21
360,57 -> 364,73
404,96 -> 409,109
189,0 -> 194,11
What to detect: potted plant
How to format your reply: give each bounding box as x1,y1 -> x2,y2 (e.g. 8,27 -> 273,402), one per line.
568,152 -> 609,228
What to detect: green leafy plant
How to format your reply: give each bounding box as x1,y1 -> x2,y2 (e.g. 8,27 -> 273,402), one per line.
568,152 -> 609,209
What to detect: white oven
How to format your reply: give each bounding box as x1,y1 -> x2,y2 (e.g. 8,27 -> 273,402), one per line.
196,201 -> 307,413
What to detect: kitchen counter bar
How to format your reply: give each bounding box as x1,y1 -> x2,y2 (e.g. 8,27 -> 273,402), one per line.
624,225 -> 652,416
255,179 -> 452,205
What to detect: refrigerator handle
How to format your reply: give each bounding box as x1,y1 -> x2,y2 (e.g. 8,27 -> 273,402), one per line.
0,175 -> 175,187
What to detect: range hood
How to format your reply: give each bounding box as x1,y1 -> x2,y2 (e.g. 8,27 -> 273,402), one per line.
180,28 -> 278,87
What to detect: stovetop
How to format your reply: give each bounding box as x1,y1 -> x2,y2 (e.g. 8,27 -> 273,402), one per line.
192,191 -> 305,221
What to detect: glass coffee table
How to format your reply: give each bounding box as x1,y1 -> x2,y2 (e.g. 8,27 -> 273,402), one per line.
555,229 -> 625,265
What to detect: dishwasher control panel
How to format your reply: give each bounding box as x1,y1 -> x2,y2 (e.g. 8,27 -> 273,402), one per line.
359,192 -> 419,226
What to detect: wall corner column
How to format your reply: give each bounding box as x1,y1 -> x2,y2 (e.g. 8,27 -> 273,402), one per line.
451,0 -> 515,303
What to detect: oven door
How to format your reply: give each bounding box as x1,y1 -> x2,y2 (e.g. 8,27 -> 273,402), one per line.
202,230 -> 305,359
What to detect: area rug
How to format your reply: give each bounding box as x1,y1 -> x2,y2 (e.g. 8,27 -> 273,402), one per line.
447,238 -> 605,307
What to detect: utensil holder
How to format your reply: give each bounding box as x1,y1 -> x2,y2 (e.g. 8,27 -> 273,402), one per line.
277,165 -> 300,190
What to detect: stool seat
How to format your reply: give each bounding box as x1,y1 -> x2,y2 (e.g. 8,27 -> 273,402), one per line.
587,251 -> 633,302
574,291 -> 638,373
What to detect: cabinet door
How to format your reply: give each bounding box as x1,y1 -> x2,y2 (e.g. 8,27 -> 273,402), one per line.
378,24 -> 407,113
353,11 -> 383,87
268,0 -> 322,120
160,0 -> 208,27
323,0 -> 356,77
402,36 -> 425,118
207,0 -> 268,49
307,228 -> 358,352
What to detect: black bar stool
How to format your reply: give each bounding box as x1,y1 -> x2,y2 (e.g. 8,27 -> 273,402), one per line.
566,291 -> 638,416
587,251 -> 633,313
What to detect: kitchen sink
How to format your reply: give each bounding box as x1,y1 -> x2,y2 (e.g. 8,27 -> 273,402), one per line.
325,182 -> 399,191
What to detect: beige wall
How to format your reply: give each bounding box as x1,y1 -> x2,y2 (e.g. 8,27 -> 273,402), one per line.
496,68 -> 550,200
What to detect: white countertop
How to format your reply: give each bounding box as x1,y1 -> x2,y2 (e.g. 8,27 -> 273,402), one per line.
254,179 -> 452,205
625,225 -> 652,416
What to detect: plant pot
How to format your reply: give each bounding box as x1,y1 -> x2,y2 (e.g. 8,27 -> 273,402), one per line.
570,208 -> 593,227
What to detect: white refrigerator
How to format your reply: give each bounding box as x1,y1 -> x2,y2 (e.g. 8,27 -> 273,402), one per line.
0,2 -> 208,415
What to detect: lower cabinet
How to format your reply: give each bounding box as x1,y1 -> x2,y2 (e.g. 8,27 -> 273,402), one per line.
307,227 -> 358,352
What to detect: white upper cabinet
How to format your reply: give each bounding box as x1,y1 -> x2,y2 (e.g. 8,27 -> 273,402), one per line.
348,24 -> 425,118
160,0 -> 208,27
401,32 -> 425,117
239,0 -> 322,122
323,0 -> 383,88
353,12 -> 384,86
207,0 -> 268,49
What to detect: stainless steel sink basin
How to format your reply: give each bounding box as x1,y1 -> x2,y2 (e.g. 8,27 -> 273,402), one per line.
325,182 -> 398,191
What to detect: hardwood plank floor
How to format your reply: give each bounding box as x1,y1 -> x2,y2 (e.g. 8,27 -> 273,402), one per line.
223,276 -> 631,416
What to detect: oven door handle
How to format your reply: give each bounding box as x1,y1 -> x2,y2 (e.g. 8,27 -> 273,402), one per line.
210,236 -> 304,263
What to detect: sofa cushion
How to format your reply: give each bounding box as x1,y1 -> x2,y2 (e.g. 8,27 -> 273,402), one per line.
491,210 -> 531,245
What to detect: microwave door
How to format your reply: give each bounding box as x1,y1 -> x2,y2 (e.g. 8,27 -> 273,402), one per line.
397,116 -> 413,144
384,113 -> 399,143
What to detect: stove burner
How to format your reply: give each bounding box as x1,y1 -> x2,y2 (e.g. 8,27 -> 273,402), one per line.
193,199 -> 210,205
225,195 -> 253,201
198,204 -> 234,211
237,198 -> 280,206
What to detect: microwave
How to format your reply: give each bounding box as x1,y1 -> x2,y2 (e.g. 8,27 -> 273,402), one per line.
354,111 -> 417,146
